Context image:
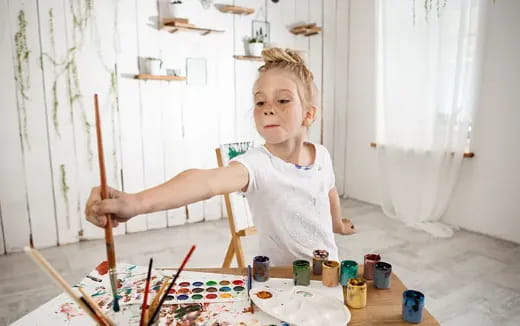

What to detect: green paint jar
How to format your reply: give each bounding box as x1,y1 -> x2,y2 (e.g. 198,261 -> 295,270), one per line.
340,260 -> 358,286
293,260 -> 311,286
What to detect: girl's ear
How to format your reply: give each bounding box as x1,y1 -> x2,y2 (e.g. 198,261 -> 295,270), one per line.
303,105 -> 317,127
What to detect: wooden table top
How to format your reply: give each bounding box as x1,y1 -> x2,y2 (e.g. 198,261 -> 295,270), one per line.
184,266 -> 440,326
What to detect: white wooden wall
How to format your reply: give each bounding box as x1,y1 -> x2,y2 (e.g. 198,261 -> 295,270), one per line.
0,0 -> 360,255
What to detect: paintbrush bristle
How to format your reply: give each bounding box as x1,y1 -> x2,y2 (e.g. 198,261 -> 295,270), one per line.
113,296 -> 120,312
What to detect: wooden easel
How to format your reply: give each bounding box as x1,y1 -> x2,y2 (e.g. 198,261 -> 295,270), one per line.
215,146 -> 256,268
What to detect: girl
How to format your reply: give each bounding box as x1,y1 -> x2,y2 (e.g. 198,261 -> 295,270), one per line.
85,48 -> 355,265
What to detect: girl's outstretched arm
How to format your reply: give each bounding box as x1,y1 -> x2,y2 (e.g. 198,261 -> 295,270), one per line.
85,162 -> 249,227
329,187 -> 356,235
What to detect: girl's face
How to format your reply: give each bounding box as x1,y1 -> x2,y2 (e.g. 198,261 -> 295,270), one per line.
253,69 -> 310,144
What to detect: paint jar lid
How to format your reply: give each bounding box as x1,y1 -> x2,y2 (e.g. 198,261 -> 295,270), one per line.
313,249 -> 329,259
254,255 -> 270,263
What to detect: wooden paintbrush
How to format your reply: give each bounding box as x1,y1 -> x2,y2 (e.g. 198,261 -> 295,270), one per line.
147,245 -> 196,326
247,264 -> 254,313
146,275 -> 171,323
25,247 -> 109,326
94,94 -> 120,312
140,258 -> 154,326
78,286 -> 115,326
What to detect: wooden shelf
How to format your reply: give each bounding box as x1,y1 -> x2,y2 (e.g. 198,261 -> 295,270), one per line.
217,5 -> 255,15
134,74 -> 186,81
370,142 -> 475,158
290,23 -> 322,36
233,55 -> 264,62
162,19 -> 224,36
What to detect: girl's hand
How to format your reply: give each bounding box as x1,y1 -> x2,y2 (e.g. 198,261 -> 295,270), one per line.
334,218 -> 356,235
84,186 -> 141,228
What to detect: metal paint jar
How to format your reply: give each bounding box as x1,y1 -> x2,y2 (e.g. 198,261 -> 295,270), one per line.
363,253 -> 381,280
374,261 -> 392,289
340,260 -> 358,286
346,277 -> 367,309
253,256 -> 270,282
402,290 -> 425,323
312,249 -> 329,275
322,260 -> 340,287
292,260 -> 311,286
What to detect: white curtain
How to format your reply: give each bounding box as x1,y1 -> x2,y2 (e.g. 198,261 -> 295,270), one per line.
375,0 -> 487,237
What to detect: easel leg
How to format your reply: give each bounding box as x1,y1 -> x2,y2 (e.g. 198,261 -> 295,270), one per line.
222,240 -> 235,268
232,236 -> 246,268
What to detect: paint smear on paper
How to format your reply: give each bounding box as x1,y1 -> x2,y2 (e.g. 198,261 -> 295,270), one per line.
96,261 -> 109,275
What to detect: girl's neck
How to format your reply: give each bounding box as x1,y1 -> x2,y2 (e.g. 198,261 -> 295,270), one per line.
264,137 -> 315,166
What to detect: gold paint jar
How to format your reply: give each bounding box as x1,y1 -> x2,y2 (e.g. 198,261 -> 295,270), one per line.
346,277 -> 367,309
321,260 -> 340,287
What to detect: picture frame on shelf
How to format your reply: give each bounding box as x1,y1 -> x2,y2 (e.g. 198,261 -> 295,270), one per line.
251,20 -> 270,44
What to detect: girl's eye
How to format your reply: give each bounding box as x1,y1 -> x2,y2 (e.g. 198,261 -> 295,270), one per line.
278,99 -> 290,104
256,101 -> 265,106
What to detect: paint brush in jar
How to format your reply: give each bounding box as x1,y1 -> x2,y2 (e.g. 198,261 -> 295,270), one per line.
147,245 -> 196,326
247,264 -> 254,313
140,258 -> 154,326
94,94 -> 120,312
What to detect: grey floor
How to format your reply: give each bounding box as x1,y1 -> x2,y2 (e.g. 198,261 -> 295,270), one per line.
1,199 -> 519,325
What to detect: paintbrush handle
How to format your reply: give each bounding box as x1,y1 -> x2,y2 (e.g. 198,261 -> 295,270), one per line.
95,94 -> 119,313
140,258 -> 154,326
95,94 -> 117,270
147,276 -> 171,323
104,220 -> 116,269
78,286 -> 115,326
148,245 -> 196,325
24,247 -> 107,326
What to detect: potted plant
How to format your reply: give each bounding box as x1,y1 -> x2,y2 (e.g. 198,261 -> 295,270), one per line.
247,28 -> 266,57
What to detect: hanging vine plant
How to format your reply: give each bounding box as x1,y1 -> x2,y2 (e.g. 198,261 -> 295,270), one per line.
42,1 -> 94,164
59,164 -> 71,228
14,10 -> 31,149
413,0 -> 496,23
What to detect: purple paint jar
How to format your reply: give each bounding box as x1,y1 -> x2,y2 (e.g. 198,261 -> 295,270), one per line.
363,253 -> 381,280
253,256 -> 270,282
312,249 -> 329,275
374,261 -> 392,289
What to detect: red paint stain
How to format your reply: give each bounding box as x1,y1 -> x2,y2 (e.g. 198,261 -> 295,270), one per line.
96,261 -> 109,275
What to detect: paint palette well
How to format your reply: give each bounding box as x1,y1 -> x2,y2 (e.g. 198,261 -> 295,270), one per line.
250,286 -> 351,326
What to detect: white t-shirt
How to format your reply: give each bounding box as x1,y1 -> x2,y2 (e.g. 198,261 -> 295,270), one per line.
232,143 -> 339,266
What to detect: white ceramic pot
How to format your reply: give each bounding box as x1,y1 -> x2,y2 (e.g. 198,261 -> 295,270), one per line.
248,42 -> 264,57
144,58 -> 162,75
168,3 -> 186,18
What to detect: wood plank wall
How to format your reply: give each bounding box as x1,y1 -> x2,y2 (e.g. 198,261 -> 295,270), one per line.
0,0 -> 351,254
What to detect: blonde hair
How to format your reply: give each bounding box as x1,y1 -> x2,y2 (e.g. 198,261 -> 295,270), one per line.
258,48 -> 318,111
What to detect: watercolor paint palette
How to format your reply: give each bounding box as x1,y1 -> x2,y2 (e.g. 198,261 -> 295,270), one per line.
250,286 -> 351,326
79,263 -> 248,305
161,277 -> 248,304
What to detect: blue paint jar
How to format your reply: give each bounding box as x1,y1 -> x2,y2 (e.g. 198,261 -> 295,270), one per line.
374,262 -> 392,289
402,290 -> 425,323
340,260 -> 358,286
